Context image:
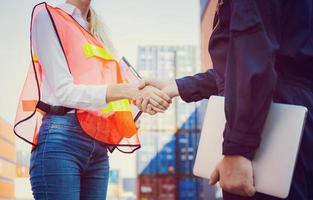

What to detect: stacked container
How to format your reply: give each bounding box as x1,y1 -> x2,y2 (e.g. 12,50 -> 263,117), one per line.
136,46 -> 218,200
138,175 -> 157,200
157,132 -> 176,175
177,131 -> 200,175
137,131 -> 158,176
0,118 -> 16,200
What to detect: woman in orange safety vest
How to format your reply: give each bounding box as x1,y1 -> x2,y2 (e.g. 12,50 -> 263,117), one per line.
14,0 -> 171,199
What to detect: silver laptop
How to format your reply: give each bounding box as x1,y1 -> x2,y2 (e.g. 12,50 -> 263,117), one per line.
193,96 -> 308,198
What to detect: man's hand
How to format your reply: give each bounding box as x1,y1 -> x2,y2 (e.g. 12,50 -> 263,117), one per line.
209,155 -> 256,197
145,79 -> 179,98
135,85 -> 172,115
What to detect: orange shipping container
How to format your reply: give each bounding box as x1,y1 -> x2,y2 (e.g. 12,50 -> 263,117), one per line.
0,180 -> 15,199
0,139 -> 16,162
0,118 -> 15,145
16,165 -> 30,178
0,160 -> 16,180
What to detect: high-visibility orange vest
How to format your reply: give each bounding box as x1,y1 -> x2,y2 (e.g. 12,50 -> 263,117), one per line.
14,2 -> 141,153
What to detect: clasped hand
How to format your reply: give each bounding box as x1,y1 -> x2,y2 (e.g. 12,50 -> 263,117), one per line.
134,79 -> 178,115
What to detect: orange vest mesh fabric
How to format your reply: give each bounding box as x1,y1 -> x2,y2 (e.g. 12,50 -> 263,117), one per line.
13,3 -> 141,153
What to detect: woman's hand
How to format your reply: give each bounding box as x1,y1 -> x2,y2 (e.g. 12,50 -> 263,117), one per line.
139,85 -> 172,111
134,79 -> 178,115
106,81 -> 171,114
135,85 -> 172,114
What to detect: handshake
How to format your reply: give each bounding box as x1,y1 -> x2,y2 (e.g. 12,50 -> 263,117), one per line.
132,79 -> 179,115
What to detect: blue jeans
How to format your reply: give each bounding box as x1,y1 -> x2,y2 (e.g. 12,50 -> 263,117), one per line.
30,113 -> 110,200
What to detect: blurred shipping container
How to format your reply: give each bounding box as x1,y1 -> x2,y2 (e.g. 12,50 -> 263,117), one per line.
179,177 -> 220,200
136,44 -> 220,200
179,177 -> 200,200
195,100 -> 208,130
157,132 -> 176,175
137,175 -> 177,200
16,165 -> 29,178
176,46 -> 199,78
139,114 -> 158,131
0,117 -> 16,200
157,175 -> 177,200
16,150 -> 30,168
123,178 -> 136,193
138,175 -> 157,200
136,131 -> 158,175
156,104 -> 176,131
177,98 -> 196,129
177,132 -> 200,175
109,170 -> 120,184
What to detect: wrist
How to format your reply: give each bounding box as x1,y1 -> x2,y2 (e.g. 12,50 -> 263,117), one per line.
222,155 -> 252,168
163,81 -> 179,98
146,79 -> 170,90
107,84 -> 140,103
223,155 -> 250,162
124,84 -> 140,99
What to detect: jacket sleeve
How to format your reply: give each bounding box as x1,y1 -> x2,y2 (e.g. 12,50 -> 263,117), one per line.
175,69 -> 218,102
222,1 -> 280,160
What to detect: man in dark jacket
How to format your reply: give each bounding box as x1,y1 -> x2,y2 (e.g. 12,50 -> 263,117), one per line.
137,0 -> 313,199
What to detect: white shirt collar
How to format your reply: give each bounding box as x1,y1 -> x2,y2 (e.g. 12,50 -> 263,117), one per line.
57,3 -> 89,29
57,3 -> 77,16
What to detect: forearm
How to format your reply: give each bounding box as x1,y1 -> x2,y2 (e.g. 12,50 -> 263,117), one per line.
162,80 -> 179,98
106,84 -> 140,103
175,69 -> 218,102
53,83 -> 108,110
222,1 -> 278,160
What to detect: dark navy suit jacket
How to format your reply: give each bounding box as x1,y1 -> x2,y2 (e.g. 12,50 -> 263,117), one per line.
176,0 -> 313,160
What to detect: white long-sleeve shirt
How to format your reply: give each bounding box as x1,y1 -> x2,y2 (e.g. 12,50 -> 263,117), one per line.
32,3 -> 108,111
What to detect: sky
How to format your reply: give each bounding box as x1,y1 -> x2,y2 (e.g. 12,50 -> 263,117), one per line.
0,0 -> 200,124
0,0 -> 201,184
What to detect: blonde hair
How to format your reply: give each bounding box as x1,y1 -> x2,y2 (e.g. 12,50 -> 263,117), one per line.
87,7 -> 117,58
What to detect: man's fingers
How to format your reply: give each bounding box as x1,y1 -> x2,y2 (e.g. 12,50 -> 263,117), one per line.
135,97 -> 143,110
139,86 -> 171,110
146,104 -> 157,115
149,87 -> 171,107
230,184 -> 255,197
137,80 -> 146,90
149,97 -> 167,111
245,184 -> 256,197
150,93 -> 169,109
149,103 -> 165,113
209,165 -> 220,185
153,87 -> 172,103
141,98 -> 149,112
220,179 -> 255,197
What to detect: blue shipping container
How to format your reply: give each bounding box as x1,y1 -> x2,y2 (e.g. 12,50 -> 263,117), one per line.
177,133 -> 200,175
179,177 -> 218,200
179,177 -> 200,200
157,132 -> 176,175
179,109 -> 199,131
195,100 -> 208,130
137,131 -> 158,175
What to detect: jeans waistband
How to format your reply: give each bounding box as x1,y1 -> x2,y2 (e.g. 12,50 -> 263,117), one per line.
42,113 -> 79,126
